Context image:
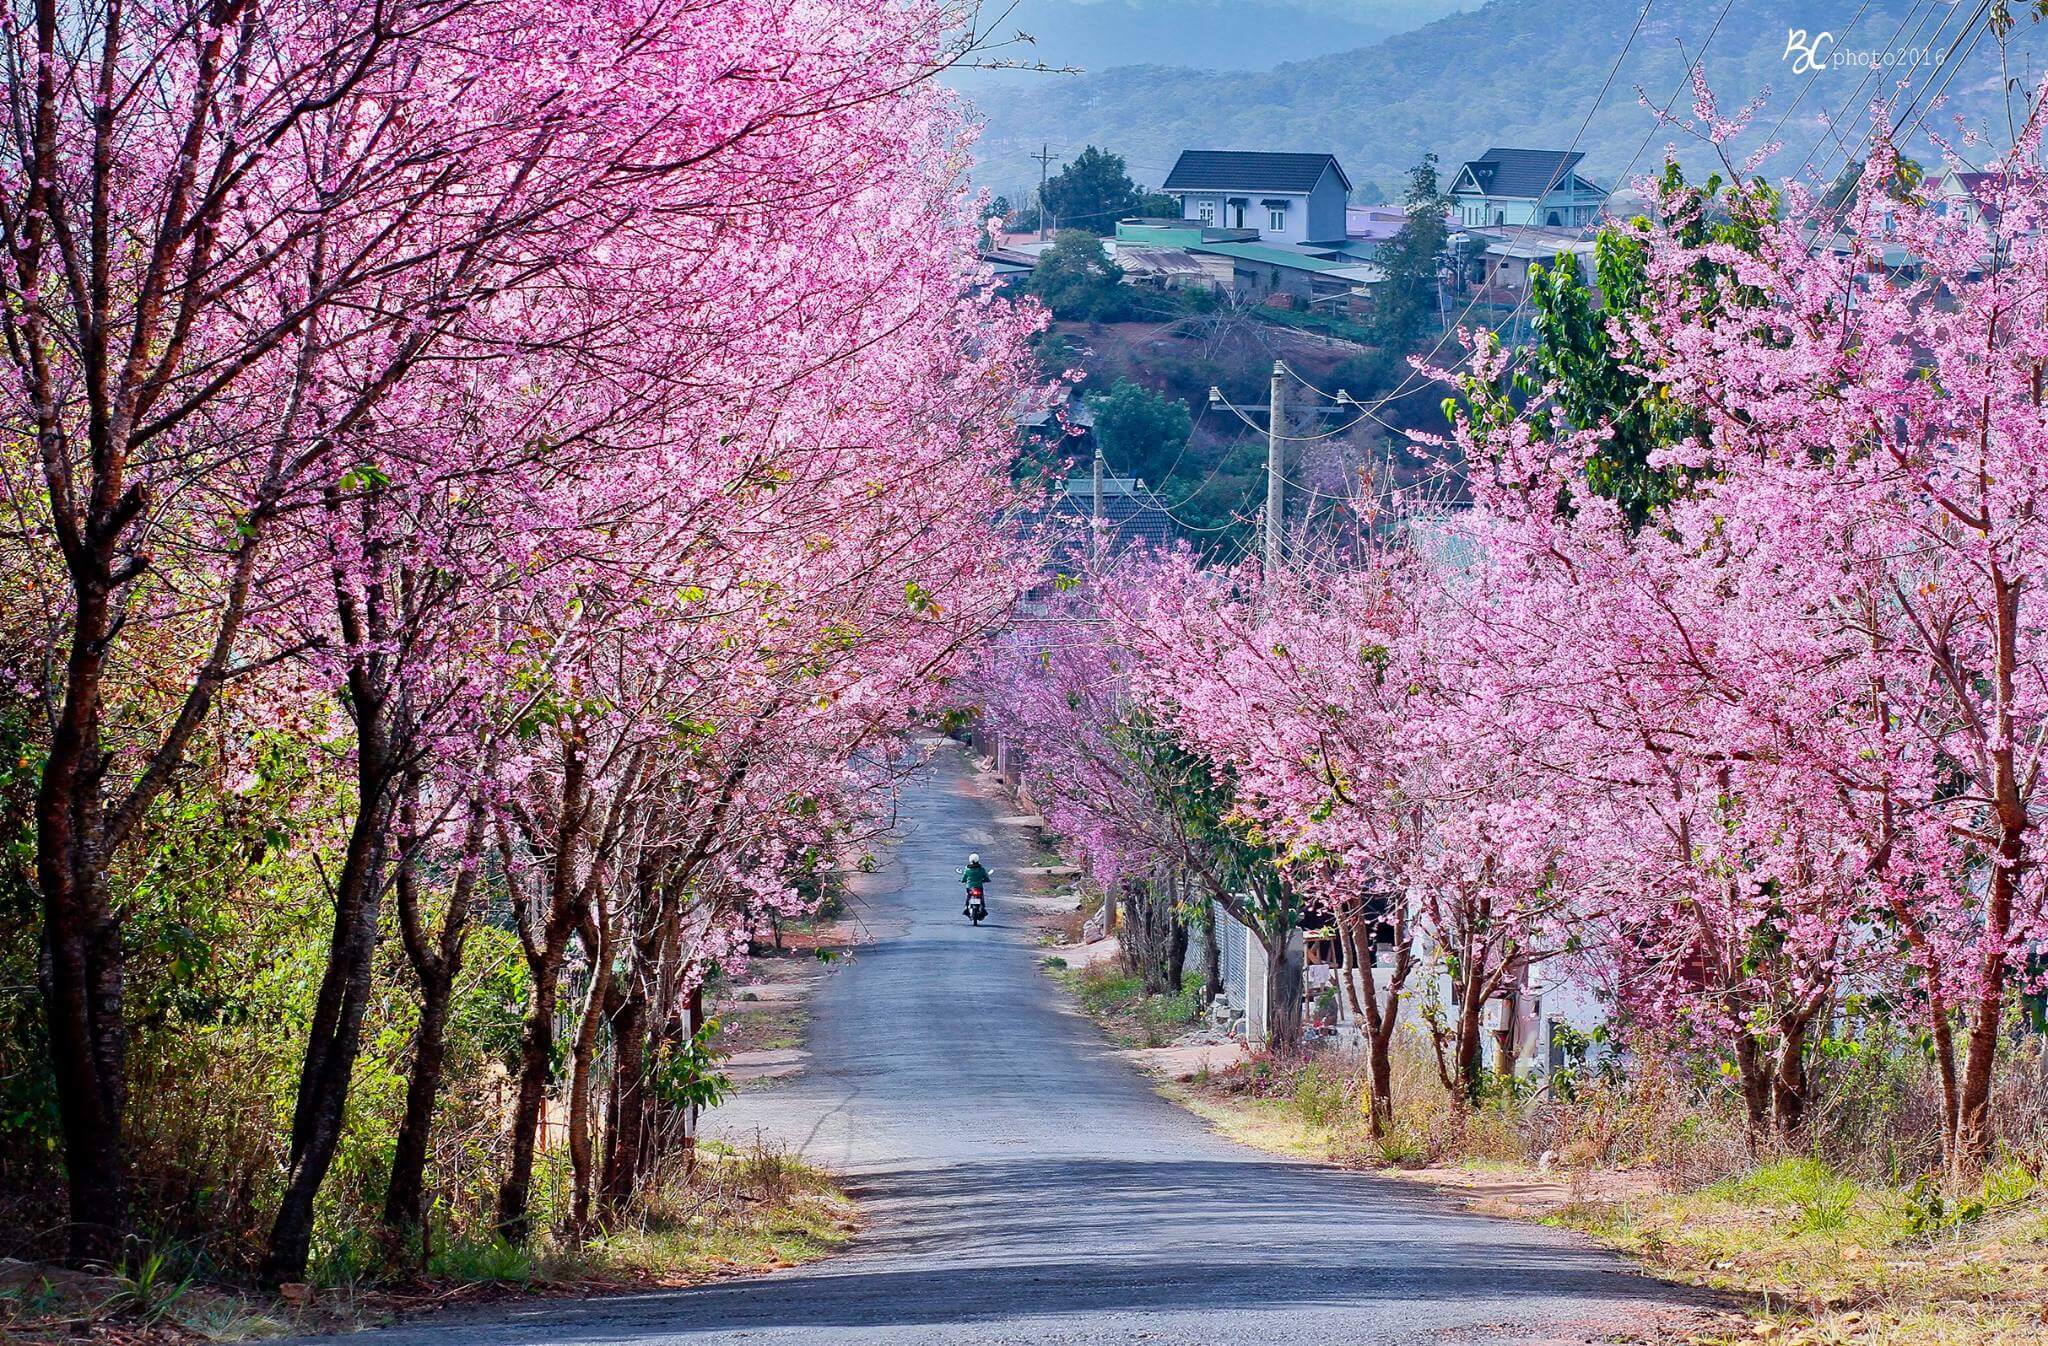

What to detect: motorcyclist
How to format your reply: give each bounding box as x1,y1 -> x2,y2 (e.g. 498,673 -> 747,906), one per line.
960,853 -> 991,915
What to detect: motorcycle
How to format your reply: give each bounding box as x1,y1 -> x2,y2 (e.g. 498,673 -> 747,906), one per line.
965,886 -> 987,925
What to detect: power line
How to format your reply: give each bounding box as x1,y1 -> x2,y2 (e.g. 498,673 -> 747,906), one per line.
1351,0 -> 1730,420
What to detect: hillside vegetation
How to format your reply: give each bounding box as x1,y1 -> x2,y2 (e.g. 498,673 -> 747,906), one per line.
968,0 -> 2048,199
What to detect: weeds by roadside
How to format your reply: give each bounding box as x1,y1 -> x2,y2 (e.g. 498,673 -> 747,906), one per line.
1160,1041 -> 2048,1346
0,1144 -> 853,1345
1047,961 -> 1203,1048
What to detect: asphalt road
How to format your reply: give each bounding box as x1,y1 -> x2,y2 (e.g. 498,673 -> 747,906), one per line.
322,742 -> 1707,1345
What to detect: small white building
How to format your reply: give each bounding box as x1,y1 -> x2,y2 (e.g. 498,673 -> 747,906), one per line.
1451,147 -> 1607,229
1162,150 -> 1352,246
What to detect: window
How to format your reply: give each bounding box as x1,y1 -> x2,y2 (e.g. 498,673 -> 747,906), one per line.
1198,200 -> 1215,225
1268,206 -> 1286,231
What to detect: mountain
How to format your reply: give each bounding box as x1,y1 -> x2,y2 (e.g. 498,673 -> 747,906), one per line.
966,0 -> 2047,201
950,0 -> 1475,89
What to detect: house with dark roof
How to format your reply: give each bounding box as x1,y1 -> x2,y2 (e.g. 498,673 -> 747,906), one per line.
1450,148 -> 1607,228
1161,150 -> 1351,246
1936,167 -> 2004,229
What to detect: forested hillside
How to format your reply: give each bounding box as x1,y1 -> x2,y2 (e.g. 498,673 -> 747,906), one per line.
969,0 -> 2044,199
950,0 -> 1472,89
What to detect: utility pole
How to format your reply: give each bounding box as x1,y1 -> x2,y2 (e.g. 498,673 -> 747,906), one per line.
1091,440 -> 1105,557
1209,363 -> 1350,590
1264,360 -> 1286,583
1032,143 -> 1058,243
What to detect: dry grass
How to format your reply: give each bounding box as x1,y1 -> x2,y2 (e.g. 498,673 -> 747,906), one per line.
1162,1035 -> 2048,1346
0,1144 -> 854,1345
1562,1158 -> 2048,1345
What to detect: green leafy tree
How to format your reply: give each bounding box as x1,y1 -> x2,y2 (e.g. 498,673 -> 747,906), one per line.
1520,162 -> 1773,526
1123,723 -> 1303,1050
1135,189 -> 1178,218
1026,229 -> 1136,321
1088,380 -> 1191,487
1040,146 -> 1142,235
1367,153 -> 1449,349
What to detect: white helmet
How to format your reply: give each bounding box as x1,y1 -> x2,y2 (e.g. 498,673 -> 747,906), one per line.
968,853 -> 981,864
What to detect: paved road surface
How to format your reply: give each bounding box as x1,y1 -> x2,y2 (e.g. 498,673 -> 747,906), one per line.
319,743 -> 1706,1345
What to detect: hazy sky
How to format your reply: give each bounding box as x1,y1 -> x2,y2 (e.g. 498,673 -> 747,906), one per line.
952,0 -> 1478,87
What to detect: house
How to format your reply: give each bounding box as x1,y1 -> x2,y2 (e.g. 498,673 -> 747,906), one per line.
1193,240 -> 1384,309
1042,473 -> 1173,557
1459,227 -> 1598,300
1112,217 -> 1383,309
1934,168 -> 2003,229
1161,150 -> 1352,245
1342,204 -> 1409,257
1450,147 -> 1607,228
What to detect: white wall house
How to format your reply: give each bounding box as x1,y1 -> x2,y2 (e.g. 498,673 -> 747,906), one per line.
1162,150 -> 1352,246
1450,147 -> 1608,228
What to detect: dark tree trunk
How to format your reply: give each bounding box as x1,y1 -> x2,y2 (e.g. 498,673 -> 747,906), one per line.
1771,1017 -> 1812,1138
497,921 -> 575,1243
36,577 -> 130,1267
381,794 -> 483,1262
599,983 -> 649,1214
1119,876 -> 1188,997
382,970 -> 453,1258
496,727 -> 591,1244
567,911 -> 612,1233
1453,978 -> 1485,1102
263,712 -> 397,1284
1263,929 -> 1304,1053
1953,818 -> 2024,1172
1203,906 -> 1222,1000
681,983 -> 705,1176
1338,909 -> 1410,1139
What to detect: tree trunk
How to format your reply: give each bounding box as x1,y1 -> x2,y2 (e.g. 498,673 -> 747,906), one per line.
1263,928 -> 1304,1053
600,983 -> 649,1215
682,983 -> 705,1177
1952,820 -> 2024,1173
1336,912 -> 1408,1139
381,793 -> 484,1262
1770,1016 -> 1812,1139
496,728 -> 591,1245
1491,988 -> 1517,1083
567,911 -> 612,1233
383,968 -> 453,1260
1202,904 -> 1223,1000
1733,1031 -> 1770,1138
35,578 -> 130,1267
1120,876 -> 1188,997
1453,977 -> 1485,1103
262,727 -> 396,1284
497,928 -> 573,1243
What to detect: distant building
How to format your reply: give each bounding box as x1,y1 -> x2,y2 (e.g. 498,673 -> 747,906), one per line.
1450,147 -> 1607,228
1459,226 -> 1597,300
1161,150 -> 1352,245
1344,204 -> 1408,253
1045,474 -> 1173,556
1935,168 -> 2003,229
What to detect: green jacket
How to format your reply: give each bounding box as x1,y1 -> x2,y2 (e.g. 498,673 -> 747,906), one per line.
960,862 -> 991,888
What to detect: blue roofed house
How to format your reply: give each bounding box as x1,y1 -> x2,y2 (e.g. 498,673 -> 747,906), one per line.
1450,147 -> 1608,228
1161,150 -> 1351,245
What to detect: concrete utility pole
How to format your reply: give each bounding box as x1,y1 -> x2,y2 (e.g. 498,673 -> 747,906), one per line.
1032,143 -> 1058,243
1264,360 -> 1286,583
1091,440 -> 1105,558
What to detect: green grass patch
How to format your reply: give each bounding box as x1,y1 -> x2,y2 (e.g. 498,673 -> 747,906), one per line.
1055,963 -> 1203,1048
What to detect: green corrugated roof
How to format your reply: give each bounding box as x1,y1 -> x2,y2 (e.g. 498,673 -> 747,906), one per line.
1189,241 -> 1353,274
1114,222 -> 1209,247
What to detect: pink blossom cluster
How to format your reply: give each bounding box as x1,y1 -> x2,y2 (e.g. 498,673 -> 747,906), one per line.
975,89 -> 2048,1165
